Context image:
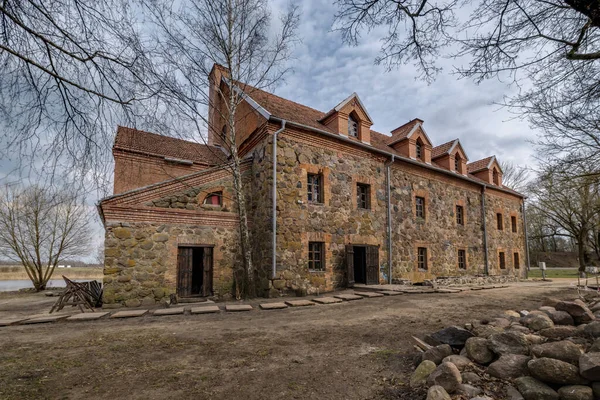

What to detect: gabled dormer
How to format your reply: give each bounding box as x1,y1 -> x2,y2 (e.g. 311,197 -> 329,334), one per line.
387,118 -> 433,164
319,93 -> 373,144
432,139 -> 469,175
467,156 -> 503,186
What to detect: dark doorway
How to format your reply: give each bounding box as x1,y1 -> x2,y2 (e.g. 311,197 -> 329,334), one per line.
177,246 -> 213,297
353,246 -> 367,284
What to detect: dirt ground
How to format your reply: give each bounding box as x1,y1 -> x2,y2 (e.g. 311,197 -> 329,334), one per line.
0,281 -> 581,400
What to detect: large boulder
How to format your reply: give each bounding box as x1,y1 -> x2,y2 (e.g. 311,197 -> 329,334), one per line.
521,313 -> 554,331
531,340 -> 583,364
547,310 -> 575,326
426,385 -> 451,400
488,331 -> 530,356
426,326 -> 475,347
579,352 -> 600,380
524,334 -> 546,345
589,338 -> 600,352
426,362 -> 462,394
504,310 -> 521,318
527,357 -> 588,385
456,383 -> 482,397
542,297 -> 562,308
465,337 -> 494,365
422,344 -> 454,365
506,385 -> 525,400
556,301 -> 595,324
472,323 -> 504,338
487,354 -> 531,379
461,371 -> 481,384
539,326 -> 580,340
441,355 -> 472,371
583,321 -> 600,338
410,360 -> 437,387
514,376 -> 558,400
556,385 -> 593,400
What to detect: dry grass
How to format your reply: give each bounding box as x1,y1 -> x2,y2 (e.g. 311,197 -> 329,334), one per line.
0,266 -> 102,281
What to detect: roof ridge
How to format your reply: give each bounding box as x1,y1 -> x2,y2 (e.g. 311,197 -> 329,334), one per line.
238,83 -> 327,117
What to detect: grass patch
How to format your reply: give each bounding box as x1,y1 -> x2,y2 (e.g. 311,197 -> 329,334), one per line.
528,268 -> 579,278
0,266 -> 102,281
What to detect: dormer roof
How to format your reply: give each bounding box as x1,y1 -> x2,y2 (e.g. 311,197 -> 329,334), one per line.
319,92 -> 373,124
467,156 -> 502,173
432,139 -> 469,161
387,118 -> 432,147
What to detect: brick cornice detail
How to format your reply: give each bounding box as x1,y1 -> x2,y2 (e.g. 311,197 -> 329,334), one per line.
102,205 -> 241,228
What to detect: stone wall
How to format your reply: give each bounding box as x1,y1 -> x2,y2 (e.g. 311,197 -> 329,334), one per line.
103,221 -> 241,308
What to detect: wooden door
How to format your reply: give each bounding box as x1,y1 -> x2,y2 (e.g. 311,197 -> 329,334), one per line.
177,247 -> 193,297
346,244 -> 354,287
203,247 -> 213,296
366,245 -> 380,285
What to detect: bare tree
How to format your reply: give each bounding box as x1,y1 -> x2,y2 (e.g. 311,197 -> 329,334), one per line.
529,166 -> 600,273
334,0 -> 600,169
0,184 -> 92,291
500,161 -> 529,193
142,0 -> 299,297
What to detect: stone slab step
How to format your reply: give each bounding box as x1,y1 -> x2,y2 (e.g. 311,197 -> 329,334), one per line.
400,289 -> 436,294
259,302 -> 288,310
225,304 -> 253,312
66,312 -> 110,321
190,306 -> 220,314
110,310 -> 148,318
378,291 -> 403,296
313,297 -> 343,304
0,318 -> 30,326
470,287 -> 484,291
354,292 -> 384,298
334,294 -> 363,301
435,289 -> 462,294
21,315 -> 70,324
153,308 -> 185,316
285,300 -> 316,307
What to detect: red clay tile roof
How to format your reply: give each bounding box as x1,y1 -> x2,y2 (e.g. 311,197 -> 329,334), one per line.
114,126 -> 226,165
467,156 -> 495,173
432,139 -> 457,159
388,119 -> 421,144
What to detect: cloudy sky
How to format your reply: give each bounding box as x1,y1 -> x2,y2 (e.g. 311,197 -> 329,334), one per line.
270,0 -> 537,166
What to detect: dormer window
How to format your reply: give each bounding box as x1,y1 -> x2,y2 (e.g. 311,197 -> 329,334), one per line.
416,138 -> 423,160
493,169 -> 499,185
348,114 -> 358,138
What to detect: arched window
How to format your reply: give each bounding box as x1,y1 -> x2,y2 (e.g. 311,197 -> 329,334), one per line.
203,191 -> 223,206
454,155 -> 461,172
416,138 -> 424,160
348,114 -> 358,137
493,169 -> 499,185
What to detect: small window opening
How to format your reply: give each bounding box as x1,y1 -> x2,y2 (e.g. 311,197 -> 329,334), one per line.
308,242 -> 325,271
416,139 -> 423,160
456,205 -> 464,225
348,114 -> 358,138
203,191 -> 223,206
454,155 -> 460,172
416,196 -> 426,219
307,173 -> 323,203
499,252 -> 506,269
497,213 -> 503,230
511,216 -> 517,233
458,249 -> 467,269
418,247 -> 428,271
493,169 -> 499,185
514,252 -> 520,269
357,183 -> 370,209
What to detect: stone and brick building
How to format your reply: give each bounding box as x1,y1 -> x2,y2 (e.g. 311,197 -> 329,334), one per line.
98,64 -> 527,307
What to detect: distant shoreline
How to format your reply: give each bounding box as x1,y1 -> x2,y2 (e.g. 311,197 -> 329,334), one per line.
0,266 -> 103,281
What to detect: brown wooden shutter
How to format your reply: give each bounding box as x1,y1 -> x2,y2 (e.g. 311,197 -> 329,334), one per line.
346,244 -> 354,287
203,247 -> 213,296
177,247 -> 193,297
366,245 -> 380,285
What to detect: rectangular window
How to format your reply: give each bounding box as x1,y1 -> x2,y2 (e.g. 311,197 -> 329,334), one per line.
499,252 -> 506,269
307,173 -> 322,203
416,196 -> 426,219
357,183 -> 370,209
456,205 -> 464,225
497,213 -> 503,230
418,247 -> 428,271
458,249 -> 467,269
511,216 -> 517,233
514,252 -> 520,269
308,242 -> 324,271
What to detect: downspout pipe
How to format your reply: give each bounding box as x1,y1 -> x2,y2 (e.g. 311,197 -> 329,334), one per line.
481,186 -> 489,275
523,200 -> 531,278
272,120 -> 286,279
385,155 -> 395,284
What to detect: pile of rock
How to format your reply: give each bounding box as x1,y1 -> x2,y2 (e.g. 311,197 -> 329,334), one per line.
410,295 -> 600,400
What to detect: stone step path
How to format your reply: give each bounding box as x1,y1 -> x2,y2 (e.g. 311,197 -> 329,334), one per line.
0,285 -> 512,327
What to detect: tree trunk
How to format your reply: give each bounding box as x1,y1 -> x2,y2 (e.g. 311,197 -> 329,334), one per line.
578,236 -> 587,273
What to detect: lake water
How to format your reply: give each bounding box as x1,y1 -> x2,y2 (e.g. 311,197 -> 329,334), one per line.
0,279 -> 95,292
